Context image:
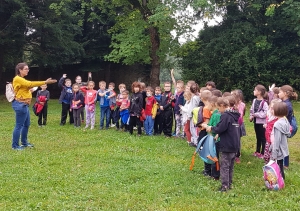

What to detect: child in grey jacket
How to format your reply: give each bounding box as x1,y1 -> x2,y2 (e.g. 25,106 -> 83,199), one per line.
270,102 -> 290,180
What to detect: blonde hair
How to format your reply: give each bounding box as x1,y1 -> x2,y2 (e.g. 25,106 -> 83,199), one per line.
217,97 -> 229,107
119,83 -> 126,89
184,91 -> 192,101
201,90 -> 212,101
176,80 -> 184,88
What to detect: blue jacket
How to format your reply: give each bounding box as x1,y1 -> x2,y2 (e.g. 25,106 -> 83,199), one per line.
283,99 -> 293,123
97,89 -> 110,108
58,77 -> 73,104
174,92 -> 184,115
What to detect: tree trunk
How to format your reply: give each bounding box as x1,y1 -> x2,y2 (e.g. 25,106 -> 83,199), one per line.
0,45 -> 4,82
149,26 -> 160,87
105,62 -> 111,83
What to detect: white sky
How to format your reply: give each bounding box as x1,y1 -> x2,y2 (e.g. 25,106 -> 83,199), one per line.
178,16 -> 222,43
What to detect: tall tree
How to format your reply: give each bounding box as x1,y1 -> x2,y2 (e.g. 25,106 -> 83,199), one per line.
0,0 -> 28,79
90,0 -> 200,87
26,0 -> 83,78
180,0 -> 300,100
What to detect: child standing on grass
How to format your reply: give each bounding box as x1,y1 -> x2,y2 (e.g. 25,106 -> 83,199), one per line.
188,83 -> 201,145
270,102 -> 290,180
120,90 -> 130,131
154,86 -> 162,135
58,74 -> 74,126
115,83 -> 126,130
75,73 -> 92,123
263,98 -> 281,164
36,84 -> 50,127
202,97 -> 240,192
180,91 -> 192,142
71,84 -> 85,128
108,82 -> 117,127
160,81 -> 175,137
278,85 -> 298,169
174,81 -> 185,138
207,96 -> 221,180
97,81 -> 111,130
144,86 -> 157,135
80,81 -> 97,130
129,82 -> 143,136
231,90 -> 246,164
198,90 -> 213,176
250,84 -> 269,159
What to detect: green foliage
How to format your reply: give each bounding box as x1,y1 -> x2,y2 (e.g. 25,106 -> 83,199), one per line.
0,98 -> 300,209
0,0 -> 28,71
105,9 -> 151,64
27,0 -> 84,68
180,0 -> 300,101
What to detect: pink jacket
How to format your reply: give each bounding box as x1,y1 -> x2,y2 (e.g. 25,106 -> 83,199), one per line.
250,99 -> 268,124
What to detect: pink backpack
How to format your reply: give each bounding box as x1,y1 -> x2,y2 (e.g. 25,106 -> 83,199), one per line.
263,161 -> 285,190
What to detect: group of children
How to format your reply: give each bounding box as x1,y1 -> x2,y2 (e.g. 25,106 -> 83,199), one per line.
33,71 -> 297,192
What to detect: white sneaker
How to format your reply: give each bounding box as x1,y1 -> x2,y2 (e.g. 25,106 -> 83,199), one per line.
133,127 -> 137,130
110,124 -> 116,128
91,126 -> 94,130
85,125 -> 89,129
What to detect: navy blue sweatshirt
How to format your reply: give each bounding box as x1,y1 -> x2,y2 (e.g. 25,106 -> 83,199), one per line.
174,92 -> 184,115
72,91 -> 85,108
211,110 -> 240,153
58,77 -> 73,104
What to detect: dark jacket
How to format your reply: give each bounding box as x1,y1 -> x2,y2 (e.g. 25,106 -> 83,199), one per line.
72,91 -> 85,108
129,92 -> 143,116
36,90 -> 50,104
141,90 -> 147,109
283,99 -> 293,123
160,91 -> 174,111
211,109 -> 240,153
174,92 -> 184,115
58,77 -> 73,104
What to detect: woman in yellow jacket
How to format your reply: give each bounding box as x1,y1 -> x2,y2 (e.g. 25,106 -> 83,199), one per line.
12,63 -> 57,150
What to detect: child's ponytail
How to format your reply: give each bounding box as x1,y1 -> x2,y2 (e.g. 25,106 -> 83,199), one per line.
280,85 -> 298,100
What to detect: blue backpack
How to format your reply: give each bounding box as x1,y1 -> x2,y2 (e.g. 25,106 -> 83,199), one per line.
288,115 -> 298,138
190,135 -> 219,170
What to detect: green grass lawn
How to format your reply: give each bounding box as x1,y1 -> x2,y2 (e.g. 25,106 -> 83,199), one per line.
0,97 -> 300,210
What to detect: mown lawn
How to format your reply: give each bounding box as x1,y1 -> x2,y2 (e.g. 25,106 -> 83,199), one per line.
0,97 -> 300,210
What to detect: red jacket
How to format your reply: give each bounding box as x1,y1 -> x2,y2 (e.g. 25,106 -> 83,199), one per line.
145,96 -> 156,116
265,117 -> 278,143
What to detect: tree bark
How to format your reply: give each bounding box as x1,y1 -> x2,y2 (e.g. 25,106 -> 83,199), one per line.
129,0 -> 161,87
0,45 -> 4,82
149,26 -> 160,87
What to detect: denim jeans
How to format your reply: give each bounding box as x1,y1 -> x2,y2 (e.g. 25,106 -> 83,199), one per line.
12,100 -> 30,148
100,106 -> 110,128
144,115 -> 154,135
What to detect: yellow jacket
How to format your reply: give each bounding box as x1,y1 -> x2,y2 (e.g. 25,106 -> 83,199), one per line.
13,75 -> 45,99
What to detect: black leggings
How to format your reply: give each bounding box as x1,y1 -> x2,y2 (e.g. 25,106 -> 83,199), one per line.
254,123 -> 266,154
129,116 -> 142,135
